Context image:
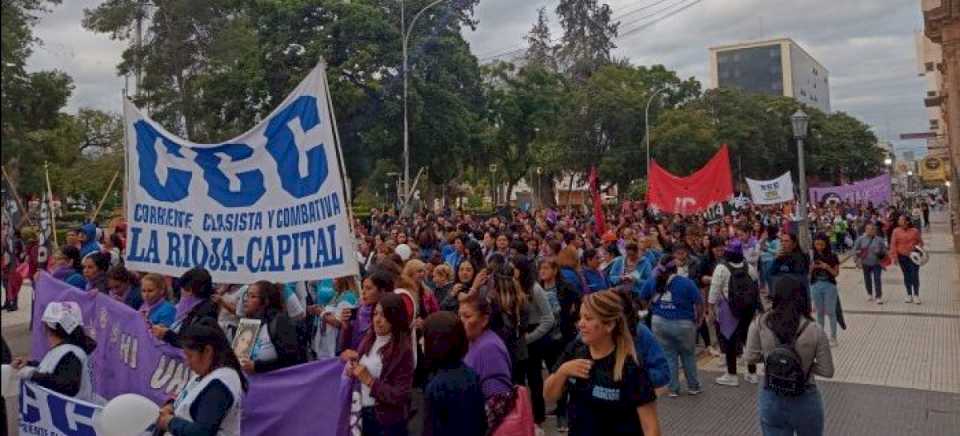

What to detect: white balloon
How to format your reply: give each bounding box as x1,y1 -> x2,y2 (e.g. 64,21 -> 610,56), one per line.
96,394 -> 160,436
0,364 -> 16,397
395,244 -> 412,261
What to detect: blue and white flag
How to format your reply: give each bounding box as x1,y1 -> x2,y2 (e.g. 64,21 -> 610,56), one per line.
124,64 -> 357,283
19,381 -> 102,436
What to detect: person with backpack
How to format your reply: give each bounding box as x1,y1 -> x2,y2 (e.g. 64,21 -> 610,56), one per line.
639,255 -> 703,397
745,275 -> 834,436
709,240 -> 761,387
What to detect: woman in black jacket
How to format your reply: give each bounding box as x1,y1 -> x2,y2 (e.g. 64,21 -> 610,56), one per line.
152,267 -> 219,348
239,281 -> 303,373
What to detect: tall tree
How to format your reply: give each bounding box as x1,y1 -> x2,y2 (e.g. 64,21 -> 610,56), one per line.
525,7 -> 557,72
555,0 -> 618,81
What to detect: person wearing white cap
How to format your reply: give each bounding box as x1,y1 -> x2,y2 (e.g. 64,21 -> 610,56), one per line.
11,301 -> 97,402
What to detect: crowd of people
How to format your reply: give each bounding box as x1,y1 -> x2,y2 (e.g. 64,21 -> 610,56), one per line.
0,194 -> 936,436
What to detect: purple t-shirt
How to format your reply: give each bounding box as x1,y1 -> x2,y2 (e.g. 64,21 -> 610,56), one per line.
464,329 -> 513,399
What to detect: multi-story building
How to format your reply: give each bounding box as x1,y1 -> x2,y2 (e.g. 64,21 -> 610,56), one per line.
922,0 -> 960,253
709,38 -> 831,113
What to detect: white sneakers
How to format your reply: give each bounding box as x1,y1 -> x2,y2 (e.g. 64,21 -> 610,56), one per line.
905,295 -> 914,303
914,297 -> 922,305
715,374 -> 740,387
744,373 -> 760,384
876,297 -> 885,305
829,338 -> 839,348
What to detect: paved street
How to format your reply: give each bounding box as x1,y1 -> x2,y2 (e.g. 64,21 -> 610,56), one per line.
545,212 -> 960,435
4,214 -> 959,435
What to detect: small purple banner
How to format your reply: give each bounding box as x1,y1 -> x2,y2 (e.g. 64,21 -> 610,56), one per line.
808,173 -> 891,205
31,272 -> 352,436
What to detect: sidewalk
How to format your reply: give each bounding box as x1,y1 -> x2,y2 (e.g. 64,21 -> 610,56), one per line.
641,211 -> 960,435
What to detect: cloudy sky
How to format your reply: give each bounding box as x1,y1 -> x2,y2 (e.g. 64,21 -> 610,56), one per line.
28,0 -> 931,157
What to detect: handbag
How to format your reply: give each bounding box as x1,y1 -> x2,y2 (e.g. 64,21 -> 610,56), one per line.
491,386 -> 535,436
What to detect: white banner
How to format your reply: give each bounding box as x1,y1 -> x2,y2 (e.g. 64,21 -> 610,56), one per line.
124,63 -> 358,283
746,172 -> 795,205
18,381 -> 103,436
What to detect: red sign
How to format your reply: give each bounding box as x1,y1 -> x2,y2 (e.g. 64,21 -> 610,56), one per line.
647,144 -> 734,215
589,166 -> 606,234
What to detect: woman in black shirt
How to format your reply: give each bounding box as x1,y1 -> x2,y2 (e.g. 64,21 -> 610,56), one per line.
544,290 -> 661,436
810,234 -> 840,347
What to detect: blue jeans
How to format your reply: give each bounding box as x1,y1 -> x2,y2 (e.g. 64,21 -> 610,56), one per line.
809,281 -> 838,339
760,260 -> 775,290
651,316 -> 700,393
862,265 -> 882,298
759,385 -> 825,436
897,255 -> 920,296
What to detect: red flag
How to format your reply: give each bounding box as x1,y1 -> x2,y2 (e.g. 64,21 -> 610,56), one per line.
647,144 -> 734,215
589,166 -> 606,234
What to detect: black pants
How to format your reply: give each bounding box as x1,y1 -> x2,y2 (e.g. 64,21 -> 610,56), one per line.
542,337 -> 569,424
718,315 -> 756,376
526,336 -> 556,424
361,407 -> 408,436
697,321 -> 712,347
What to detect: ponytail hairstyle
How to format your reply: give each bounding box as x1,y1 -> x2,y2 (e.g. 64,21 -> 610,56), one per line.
180,318 -> 249,392
652,255 -> 678,295
581,291 -> 637,382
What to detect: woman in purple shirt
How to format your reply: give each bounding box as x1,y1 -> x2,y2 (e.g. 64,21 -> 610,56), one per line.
458,293 -> 514,432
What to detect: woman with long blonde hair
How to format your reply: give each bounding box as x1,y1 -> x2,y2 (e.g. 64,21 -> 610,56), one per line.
545,290 -> 661,436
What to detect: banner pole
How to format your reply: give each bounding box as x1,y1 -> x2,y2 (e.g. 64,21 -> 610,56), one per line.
1,165 -> 34,226
44,161 -> 58,249
90,169 -> 121,223
319,62 -> 360,284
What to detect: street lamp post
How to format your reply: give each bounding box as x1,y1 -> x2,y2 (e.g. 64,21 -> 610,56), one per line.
645,85 -> 671,178
791,109 -> 811,253
489,163 -> 498,206
402,0 -> 446,207
535,166 -> 543,211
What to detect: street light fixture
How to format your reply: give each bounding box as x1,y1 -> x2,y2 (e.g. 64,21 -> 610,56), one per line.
884,157 -> 893,166
488,163 -> 499,205
791,109 -> 811,253
645,85 -> 671,178
401,0 -> 446,208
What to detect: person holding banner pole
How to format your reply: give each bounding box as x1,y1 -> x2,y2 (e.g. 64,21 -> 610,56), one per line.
157,319 -> 248,436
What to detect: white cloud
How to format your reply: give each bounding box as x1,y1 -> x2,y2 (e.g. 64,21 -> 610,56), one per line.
26,0 -> 931,153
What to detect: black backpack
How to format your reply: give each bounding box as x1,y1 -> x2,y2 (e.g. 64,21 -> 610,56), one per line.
726,263 -> 759,319
764,319 -> 813,396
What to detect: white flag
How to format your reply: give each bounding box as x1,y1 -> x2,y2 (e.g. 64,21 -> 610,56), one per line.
746,172 -> 795,205
124,63 -> 357,283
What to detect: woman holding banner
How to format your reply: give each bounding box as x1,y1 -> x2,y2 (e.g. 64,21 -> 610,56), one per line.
344,293 -> 414,436
157,319 -> 247,436
11,302 -> 97,402
81,251 -> 110,293
50,245 -> 86,289
153,267 -> 219,348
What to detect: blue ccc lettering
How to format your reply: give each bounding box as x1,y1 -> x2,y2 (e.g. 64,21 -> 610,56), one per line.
136,95 -> 329,207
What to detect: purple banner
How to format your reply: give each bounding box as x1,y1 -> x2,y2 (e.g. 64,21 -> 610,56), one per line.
808,173 -> 891,205
31,272 -> 352,436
